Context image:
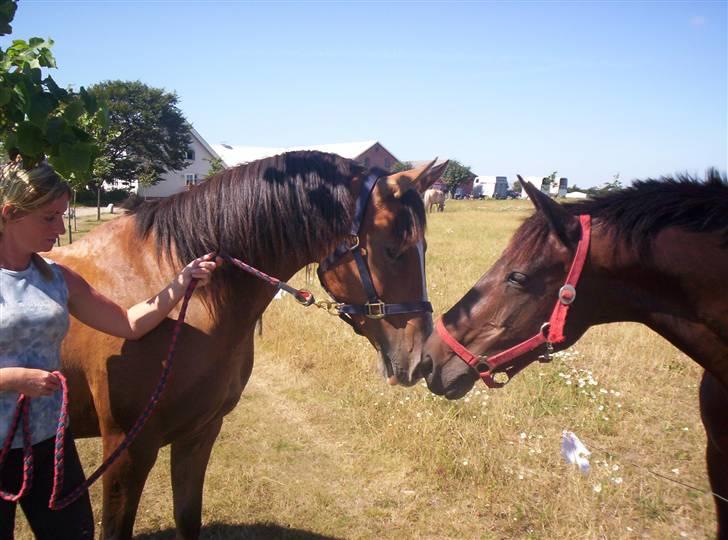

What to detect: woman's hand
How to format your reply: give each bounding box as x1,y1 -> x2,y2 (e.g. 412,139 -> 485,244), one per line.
0,368 -> 60,397
179,253 -> 223,288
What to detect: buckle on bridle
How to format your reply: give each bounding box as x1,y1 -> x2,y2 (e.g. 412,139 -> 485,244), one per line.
365,301 -> 386,319
558,284 -> 576,305
347,235 -> 360,251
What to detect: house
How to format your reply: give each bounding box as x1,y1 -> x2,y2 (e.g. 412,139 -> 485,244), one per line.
136,128 -> 223,199
212,140 -> 399,171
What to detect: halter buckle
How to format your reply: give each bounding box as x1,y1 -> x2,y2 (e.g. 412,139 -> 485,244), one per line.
347,235 -> 360,251
558,284 -> 576,305
365,301 -> 386,319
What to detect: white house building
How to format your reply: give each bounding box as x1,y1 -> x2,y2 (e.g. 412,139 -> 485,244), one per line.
136,127 -> 223,199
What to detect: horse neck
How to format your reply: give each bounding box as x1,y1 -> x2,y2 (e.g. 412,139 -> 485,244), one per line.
578,226 -> 728,386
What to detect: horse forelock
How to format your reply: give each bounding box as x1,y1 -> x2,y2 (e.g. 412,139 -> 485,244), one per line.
130,151 -> 361,306
392,188 -> 427,253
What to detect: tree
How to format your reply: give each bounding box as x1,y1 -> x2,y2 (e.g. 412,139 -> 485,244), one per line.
441,160 -> 473,194
205,156 -> 225,178
87,81 -> 192,190
0,0 -> 105,185
391,161 -> 413,173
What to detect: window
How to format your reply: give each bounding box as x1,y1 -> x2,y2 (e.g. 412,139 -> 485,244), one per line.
384,158 -> 390,169
364,157 -> 370,167
186,149 -> 195,160
185,174 -> 195,186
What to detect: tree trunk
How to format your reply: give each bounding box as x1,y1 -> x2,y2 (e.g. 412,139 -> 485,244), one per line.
96,184 -> 101,221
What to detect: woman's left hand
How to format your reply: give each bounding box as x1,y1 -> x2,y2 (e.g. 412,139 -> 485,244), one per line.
180,253 -> 223,288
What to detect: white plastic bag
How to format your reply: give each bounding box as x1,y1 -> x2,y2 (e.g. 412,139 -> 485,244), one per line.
561,430 -> 591,474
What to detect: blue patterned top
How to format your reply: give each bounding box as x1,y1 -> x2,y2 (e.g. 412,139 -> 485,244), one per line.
0,258 -> 69,448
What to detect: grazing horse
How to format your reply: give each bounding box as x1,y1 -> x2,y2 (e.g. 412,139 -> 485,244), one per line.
423,188 -> 446,213
53,151 -> 445,539
421,170 -> 728,537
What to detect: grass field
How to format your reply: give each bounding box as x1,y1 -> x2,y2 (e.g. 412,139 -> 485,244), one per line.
16,199 -> 713,539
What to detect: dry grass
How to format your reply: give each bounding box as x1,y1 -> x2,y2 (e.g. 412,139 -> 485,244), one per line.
14,199 -> 713,539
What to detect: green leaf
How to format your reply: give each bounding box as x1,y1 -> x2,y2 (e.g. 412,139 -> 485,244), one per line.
63,100 -> 84,123
0,86 -> 11,106
16,121 -> 44,156
28,92 -> 54,127
79,87 -> 98,114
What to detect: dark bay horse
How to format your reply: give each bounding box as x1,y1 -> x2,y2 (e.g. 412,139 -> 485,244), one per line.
52,151 -> 446,539
421,170 -> 728,537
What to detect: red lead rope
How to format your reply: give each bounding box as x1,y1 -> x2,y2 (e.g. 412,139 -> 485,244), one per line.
436,214 -> 592,388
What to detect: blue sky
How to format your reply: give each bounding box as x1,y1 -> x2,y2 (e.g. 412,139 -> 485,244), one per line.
6,0 -> 727,187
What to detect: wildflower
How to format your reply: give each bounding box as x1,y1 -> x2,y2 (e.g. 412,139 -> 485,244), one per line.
672,468 -> 680,475
593,483 -> 602,493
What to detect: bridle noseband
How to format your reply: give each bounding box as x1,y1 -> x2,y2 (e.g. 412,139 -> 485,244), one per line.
317,172 -> 433,328
436,214 -> 591,388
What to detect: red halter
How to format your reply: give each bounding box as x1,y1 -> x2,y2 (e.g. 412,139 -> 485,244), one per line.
436,214 -> 592,388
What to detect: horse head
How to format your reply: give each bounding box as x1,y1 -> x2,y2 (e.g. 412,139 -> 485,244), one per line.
422,176 -> 586,398
318,159 -> 448,387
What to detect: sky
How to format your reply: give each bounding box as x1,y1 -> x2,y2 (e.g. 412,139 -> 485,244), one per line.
5,0 -> 727,187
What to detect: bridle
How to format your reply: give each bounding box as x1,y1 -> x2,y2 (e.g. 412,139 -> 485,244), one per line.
317,172 -> 433,329
436,214 -> 591,388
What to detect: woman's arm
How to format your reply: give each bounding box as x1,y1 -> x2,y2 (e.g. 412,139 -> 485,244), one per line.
60,254 -> 221,340
0,367 -> 60,396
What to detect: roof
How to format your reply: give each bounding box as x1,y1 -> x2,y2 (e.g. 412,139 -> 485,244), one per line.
212,140 -> 382,167
190,127 -> 223,162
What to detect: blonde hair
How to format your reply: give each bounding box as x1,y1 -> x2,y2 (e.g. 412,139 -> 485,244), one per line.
0,161 -> 71,279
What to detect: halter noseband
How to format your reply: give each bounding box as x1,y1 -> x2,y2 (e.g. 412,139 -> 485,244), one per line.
436,214 -> 591,388
317,172 -> 433,327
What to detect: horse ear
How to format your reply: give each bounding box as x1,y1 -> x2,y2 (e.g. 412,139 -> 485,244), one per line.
518,175 -> 581,247
415,159 -> 449,193
385,158 -> 437,198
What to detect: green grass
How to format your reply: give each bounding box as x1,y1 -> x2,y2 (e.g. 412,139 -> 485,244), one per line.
15,199 -> 713,539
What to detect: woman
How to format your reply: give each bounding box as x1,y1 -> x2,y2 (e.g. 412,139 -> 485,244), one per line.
0,161 -> 220,539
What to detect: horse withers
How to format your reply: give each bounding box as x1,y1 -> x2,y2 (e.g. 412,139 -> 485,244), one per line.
421,170 -> 728,537
53,151 -> 447,539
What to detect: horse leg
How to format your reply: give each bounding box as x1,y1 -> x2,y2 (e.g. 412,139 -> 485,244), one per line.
170,417 -> 224,540
700,371 -> 728,539
100,434 -> 160,540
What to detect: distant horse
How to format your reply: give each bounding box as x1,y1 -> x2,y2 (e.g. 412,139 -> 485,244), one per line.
422,171 -> 728,537
424,188 -> 446,212
54,151 -> 446,539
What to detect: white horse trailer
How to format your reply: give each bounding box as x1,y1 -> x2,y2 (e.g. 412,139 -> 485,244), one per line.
472,175 -> 508,198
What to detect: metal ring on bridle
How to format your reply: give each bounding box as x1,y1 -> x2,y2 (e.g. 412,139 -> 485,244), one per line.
558,284 -> 577,305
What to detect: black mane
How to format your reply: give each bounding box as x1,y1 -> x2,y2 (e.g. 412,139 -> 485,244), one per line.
132,151 -> 360,270
128,150 -> 427,305
568,168 -> 728,250
517,169 -> 728,254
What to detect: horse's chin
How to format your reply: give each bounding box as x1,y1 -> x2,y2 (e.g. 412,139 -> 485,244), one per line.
377,350 -> 418,387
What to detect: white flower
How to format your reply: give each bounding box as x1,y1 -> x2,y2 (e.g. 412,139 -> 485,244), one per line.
593,483 -> 602,493
672,468 -> 680,475
612,477 -> 623,484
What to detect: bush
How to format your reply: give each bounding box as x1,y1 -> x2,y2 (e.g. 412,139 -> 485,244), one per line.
75,188 -> 132,206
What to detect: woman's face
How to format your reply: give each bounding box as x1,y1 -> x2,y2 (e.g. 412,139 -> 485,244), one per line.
2,192 -> 69,254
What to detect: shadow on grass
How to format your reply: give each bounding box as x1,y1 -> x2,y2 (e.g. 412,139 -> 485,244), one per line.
134,521 -> 343,539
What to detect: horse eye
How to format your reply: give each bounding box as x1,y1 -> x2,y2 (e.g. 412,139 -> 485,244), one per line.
507,271 -> 528,286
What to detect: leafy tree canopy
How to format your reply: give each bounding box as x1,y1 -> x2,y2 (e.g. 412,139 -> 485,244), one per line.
0,0 -> 105,184
441,160 -> 473,193
390,161 -> 413,173
87,80 -> 192,188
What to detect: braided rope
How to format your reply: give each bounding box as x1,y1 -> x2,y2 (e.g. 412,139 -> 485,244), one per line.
0,396 -> 33,502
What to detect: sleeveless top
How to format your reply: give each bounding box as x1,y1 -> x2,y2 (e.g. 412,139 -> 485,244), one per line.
0,258 -> 69,448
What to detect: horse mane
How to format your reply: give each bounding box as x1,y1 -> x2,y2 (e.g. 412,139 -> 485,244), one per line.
517,168 -> 728,255
129,150 -> 427,305
130,151 -> 359,304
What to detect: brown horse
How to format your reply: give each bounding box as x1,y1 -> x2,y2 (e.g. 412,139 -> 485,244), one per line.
52,151 -> 445,539
421,170 -> 728,537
